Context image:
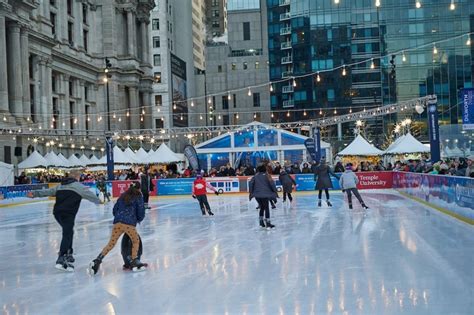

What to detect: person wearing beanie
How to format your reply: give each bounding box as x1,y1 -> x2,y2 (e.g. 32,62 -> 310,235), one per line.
279,169 -> 297,204
249,164 -> 279,229
192,172 -> 219,216
313,156 -> 338,207
339,163 -> 369,210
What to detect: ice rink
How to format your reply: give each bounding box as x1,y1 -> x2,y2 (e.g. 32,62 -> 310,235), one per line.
1,190 -> 473,315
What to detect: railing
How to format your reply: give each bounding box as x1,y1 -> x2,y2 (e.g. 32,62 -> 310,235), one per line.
281,41 -> 292,49
279,0 -> 290,6
281,55 -> 292,64
280,26 -> 291,35
282,85 -> 294,93
281,71 -> 293,78
280,12 -> 291,20
283,99 -> 295,108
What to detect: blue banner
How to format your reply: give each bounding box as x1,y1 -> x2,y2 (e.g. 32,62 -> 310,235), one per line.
156,178 -> 195,195
0,183 -> 48,199
106,137 -> 114,181
314,127 -> 322,161
461,88 -> 474,130
427,98 -> 440,162
294,174 -> 341,191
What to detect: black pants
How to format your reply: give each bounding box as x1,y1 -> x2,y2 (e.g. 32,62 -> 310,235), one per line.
346,188 -> 365,205
54,212 -> 76,256
100,189 -> 110,202
142,191 -> 149,204
196,195 -> 211,213
318,189 -> 330,200
283,192 -> 293,202
256,198 -> 270,219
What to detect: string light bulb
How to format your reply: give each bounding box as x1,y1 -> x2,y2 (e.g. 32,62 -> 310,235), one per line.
319,109 -> 323,115
208,97 -> 212,104
316,72 -> 321,82
415,1 -> 421,9
286,111 -> 290,117
334,109 -> 337,114
402,52 -> 407,62
349,107 -> 352,113
375,0 -> 380,7
450,0 -> 455,10
467,36 -> 471,46
228,93 -> 231,100
248,88 -> 252,96
433,45 -> 438,54
112,113 -> 116,119
269,84 -> 274,92
253,113 -> 257,119
200,115 -> 203,120
293,79 -> 297,87
370,59 -> 375,69
271,113 -> 274,118
191,101 -> 194,107
236,113 -> 239,119
142,109 -> 145,115
303,110 -> 307,116
173,103 -> 177,110
118,117 -> 122,122
342,66 -> 347,76
126,111 -> 130,117
334,0 -> 340,4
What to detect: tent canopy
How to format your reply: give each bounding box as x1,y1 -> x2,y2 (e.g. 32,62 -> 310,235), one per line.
145,143 -> 182,164
384,133 -> 430,155
57,153 -> 72,168
135,148 -> 150,161
44,152 -> 67,168
68,154 -> 85,167
18,151 -> 49,169
79,154 -> 91,165
0,161 -> 14,186
337,134 -> 384,156
87,155 -> 100,165
122,147 -> 140,164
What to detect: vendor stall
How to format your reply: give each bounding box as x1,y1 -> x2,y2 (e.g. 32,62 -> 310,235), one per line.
18,151 -> 48,170
145,143 -> 183,164
384,133 -> 430,163
336,134 -> 383,165
0,162 -> 14,186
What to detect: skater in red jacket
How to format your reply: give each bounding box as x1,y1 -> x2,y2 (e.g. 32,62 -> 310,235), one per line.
192,173 -> 219,215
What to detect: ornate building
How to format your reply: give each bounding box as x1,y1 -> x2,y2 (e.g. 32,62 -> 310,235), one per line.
0,0 -> 155,165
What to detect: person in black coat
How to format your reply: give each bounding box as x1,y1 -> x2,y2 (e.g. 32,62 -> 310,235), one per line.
334,162 -> 345,173
313,157 -> 338,207
279,170 -> 296,203
249,164 -> 278,229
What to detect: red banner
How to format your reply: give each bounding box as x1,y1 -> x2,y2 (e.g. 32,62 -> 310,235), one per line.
111,180 -> 159,197
356,172 -> 393,189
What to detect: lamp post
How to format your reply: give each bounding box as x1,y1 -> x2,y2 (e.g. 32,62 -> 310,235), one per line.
104,58 -> 114,181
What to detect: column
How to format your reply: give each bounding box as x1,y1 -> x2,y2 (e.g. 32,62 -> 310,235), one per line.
127,9 -> 136,57
7,22 -> 23,116
39,57 -> 52,129
61,74 -> 70,130
21,27 -> 31,120
78,80 -> 86,134
117,85 -> 126,130
129,86 -> 140,129
140,19 -> 148,63
143,91 -> 152,129
0,16 -> 8,112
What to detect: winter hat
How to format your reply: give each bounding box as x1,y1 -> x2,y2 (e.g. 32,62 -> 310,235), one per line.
196,173 -> 203,179
345,163 -> 353,170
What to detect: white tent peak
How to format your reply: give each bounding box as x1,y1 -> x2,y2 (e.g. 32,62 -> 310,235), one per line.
145,143 -> 182,164
385,133 -> 430,155
79,154 -> 91,166
18,151 -> 48,169
68,154 -> 84,167
337,134 -> 383,156
44,151 -> 67,168
135,148 -> 149,161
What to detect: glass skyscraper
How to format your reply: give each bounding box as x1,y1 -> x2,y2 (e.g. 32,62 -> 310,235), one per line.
267,0 -> 474,148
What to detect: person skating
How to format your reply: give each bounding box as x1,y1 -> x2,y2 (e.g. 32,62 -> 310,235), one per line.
139,167 -> 154,209
339,163 -> 369,210
192,173 -> 219,216
255,164 -> 276,210
313,157 -> 338,207
279,169 -> 296,204
27,170 -> 101,272
96,176 -> 111,203
249,164 -> 279,229
88,182 -> 147,275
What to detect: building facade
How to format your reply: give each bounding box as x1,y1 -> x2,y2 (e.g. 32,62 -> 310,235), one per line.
205,0 -> 227,40
0,0 -> 155,165
267,0 -> 474,147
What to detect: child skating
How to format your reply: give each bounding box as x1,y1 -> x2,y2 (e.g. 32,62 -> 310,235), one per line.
339,163 -> 369,210
249,164 -> 278,229
279,169 -> 296,204
88,182 -> 147,275
27,170 -> 101,272
313,157 -> 338,207
192,173 -> 219,216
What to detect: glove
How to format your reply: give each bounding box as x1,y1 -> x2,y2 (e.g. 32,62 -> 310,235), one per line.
215,191 -> 219,196
192,195 -> 196,199
342,189 -> 345,193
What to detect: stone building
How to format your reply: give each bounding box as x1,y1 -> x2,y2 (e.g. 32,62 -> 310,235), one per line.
0,0 -> 155,165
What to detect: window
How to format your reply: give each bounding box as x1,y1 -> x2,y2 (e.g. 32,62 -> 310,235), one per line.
84,86 -> 88,101
218,65 -> 222,72
212,21 -> 220,28
222,96 -> 229,109
255,61 -> 259,69
231,63 -> 236,70
30,85 -> 35,122
153,54 -> 161,66
68,22 -> 74,45
212,10 -> 219,17
253,93 -> 260,107
49,0 -> 56,6
155,119 -> 164,129
223,115 -> 229,126
233,94 -> 237,108
212,0 -> 218,6
85,105 -> 89,130
155,95 -> 162,106
29,55 -> 34,79
67,0 -> 73,15
243,22 -> 250,40
243,62 -> 248,70
83,30 -> 88,51
51,73 -> 57,93
327,89 -> 335,101
154,72 -> 161,83
69,102 -> 74,130
69,80 -> 74,97
82,4 -> 87,24
153,36 -> 160,48
152,19 -> 159,30
50,13 -> 56,36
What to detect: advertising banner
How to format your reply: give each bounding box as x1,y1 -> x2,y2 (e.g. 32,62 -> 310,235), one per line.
393,172 -> 474,221
427,98 -> 440,162
184,145 -> 200,171
105,137 -> 114,181
461,88 -> 474,130
171,53 -> 188,127
294,172 -> 393,191
0,183 -> 48,199
111,180 -> 138,197
156,178 -> 195,195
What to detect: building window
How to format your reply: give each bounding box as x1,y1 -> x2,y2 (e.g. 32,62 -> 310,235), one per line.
218,65 -> 222,73
152,19 -> 159,30
243,62 -> 248,70
29,55 -> 34,79
212,21 -> 220,28
84,86 -> 88,101
50,0 -> 56,7
243,22 -> 250,40
223,114 -> 229,126
212,0 -> 218,6
231,63 -> 236,70
155,95 -> 162,106
82,4 -> 88,24
154,72 -> 161,83
51,73 -> 57,93
69,102 -> 75,130
69,80 -> 74,97
155,119 -> 164,129
222,96 -> 229,109
52,98 -> 58,129
255,61 -> 259,69
153,54 -> 161,66
153,36 -> 160,48
83,30 -> 88,51
85,105 -> 89,130
50,13 -> 56,36
253,93 -> 260,107
212,10 -> 219,17
67,0 -> 73,16
30,85 -> 35,122
233,94 -> 237,108
68,22 -> 74,45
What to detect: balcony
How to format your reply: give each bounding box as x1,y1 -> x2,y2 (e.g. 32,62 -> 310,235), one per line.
281,41 -> 292,50
283,100 -> 295,108
281,70 -> 293,78
282,85 -> 294,93
280,12 -> 291,21
281,55 -> 292,64
279,0 -> 290,6
280,26 -> 291,35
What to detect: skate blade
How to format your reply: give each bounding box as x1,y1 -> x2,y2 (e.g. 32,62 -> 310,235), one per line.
87,262 -> 98,276
55,264 -> 74,272
132,266 -> 147,272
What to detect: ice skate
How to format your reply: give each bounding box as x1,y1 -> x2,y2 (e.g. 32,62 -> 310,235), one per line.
265,219 -> 275,230
129,257 -> 147,272
271,204 -> 276,209
318,200 -> 322,207
66,249 -> 75,263
349,203 -> 353,210
362,204 -> 369,210
326,200 -> 332,207
87,254 -> 104,276
201,209 -> 206,215
55,255 -> 74,272
207,210 -> 214,216
259,217 -> 265,228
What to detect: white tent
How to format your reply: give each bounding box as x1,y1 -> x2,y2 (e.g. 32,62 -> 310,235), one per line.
337,134 -> 384,156
87,165 -> 130,172
79,154 -> 91,166
57,153 -> 73,168
444,145 -> 464,158
68,154 -> 85,167
135,148 -> 150,161
88,155 -> 101,165
122,147 -> 140,164
44,152 -> 66,168
384,135 -> 406,153
145,143 -> 183,164
0,162 -> 14,186
18,151 -> 48,169
384,133 -> 430,155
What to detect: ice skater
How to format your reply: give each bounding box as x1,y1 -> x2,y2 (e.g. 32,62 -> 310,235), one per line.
96,176 -> 111,203
27,170 -> 101,272
249,164 -> 278,229
339,163 -> 369,210
313,157 -> 338,207
88,182 -> 147,275
192,172 -> 219,216
257,164 -> 277,210
139,167 -> 154,209
279,169 -> 296,204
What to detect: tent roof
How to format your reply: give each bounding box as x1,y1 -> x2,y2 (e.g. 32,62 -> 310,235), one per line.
122,147 -> 140,164
0,161 -> 13,169
79,154 -> 91,165
145,143 -> 182,164
337,134 -> 384,156
57,153 -> 73,168
68,154 -> 85,167
88,155 -> 101,165
384,135 -> 405,153
44,152 -> 68,168
18,151 -> 48,169
135,148 -> 149,161
385,133 -> 430,155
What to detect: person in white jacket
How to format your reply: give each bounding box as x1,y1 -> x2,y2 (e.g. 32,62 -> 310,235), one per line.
339,164 -> 369,210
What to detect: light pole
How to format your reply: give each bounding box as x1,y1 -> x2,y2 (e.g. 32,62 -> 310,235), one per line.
104,58 -> 114,181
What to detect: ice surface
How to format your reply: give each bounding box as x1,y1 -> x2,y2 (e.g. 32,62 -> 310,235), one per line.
0,191 -> 473,315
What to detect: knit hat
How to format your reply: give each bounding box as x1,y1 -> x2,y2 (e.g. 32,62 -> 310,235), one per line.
345,163 -> 353,170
